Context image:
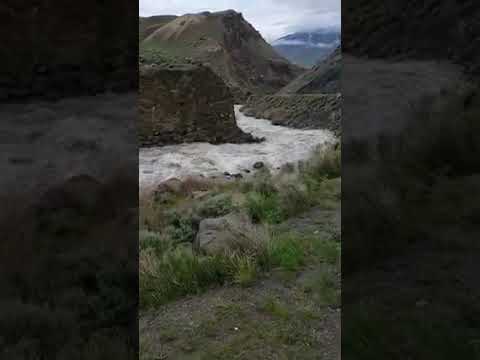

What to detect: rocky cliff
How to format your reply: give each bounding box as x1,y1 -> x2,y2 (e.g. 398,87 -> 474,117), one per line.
140,10 -> 303,101
0,1 -> 137,100
139,64 -> 256,146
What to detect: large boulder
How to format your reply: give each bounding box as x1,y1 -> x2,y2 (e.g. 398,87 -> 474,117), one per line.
193,212 -> 266,255
139,63 -> 256,146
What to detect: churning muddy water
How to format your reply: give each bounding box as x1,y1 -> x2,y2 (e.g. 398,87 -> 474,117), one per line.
139,105 -> 336,189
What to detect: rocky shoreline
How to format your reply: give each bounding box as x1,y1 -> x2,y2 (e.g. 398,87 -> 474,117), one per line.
241,94 -> 342,135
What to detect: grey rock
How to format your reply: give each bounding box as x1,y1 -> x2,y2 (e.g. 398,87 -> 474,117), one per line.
253,161 -> 265,169
194,212 -> 266,255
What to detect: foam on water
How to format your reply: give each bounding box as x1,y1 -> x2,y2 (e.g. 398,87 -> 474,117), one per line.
139,105 -> 336,189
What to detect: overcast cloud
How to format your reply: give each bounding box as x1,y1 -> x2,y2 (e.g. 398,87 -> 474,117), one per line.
139,0 -> 340,41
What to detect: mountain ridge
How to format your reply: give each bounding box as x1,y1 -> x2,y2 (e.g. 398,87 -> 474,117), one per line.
140,10 -> 303,101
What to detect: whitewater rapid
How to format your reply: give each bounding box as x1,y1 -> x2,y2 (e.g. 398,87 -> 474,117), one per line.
139,105 -> 336,189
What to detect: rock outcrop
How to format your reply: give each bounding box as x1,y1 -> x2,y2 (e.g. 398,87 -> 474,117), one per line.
139,64 -> 256,146
0,1 -> 137,100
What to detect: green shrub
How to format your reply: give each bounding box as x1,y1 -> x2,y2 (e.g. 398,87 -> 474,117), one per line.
278,184 -> 312,218
266,234 -> 306,271
305,145 -> 341,182
245,191 -> 284,224
140,247 -> 235,308
196,194 -> 235,218
139,230 -> 172,256
166,213 -> 196,243
232,255 -> 258,288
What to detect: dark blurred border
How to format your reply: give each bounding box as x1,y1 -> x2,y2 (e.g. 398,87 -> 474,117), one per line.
0,1 -> 138,358
342,1 -> 480,358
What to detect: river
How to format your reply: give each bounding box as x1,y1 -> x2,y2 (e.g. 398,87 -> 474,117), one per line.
139,105 -> 335,189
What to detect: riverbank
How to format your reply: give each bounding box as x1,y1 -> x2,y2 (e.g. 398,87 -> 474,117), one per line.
140,106 -> 336,190
139,143 -> 341,359
241,94 -> 342,136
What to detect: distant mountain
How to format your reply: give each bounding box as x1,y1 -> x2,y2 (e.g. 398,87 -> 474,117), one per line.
273,29 -> 340,68
140,10 -> 303,100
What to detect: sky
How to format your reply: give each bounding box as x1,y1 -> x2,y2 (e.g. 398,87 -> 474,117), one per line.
139,0 -> 341,42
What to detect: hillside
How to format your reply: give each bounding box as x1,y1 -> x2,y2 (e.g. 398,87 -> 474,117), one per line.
273,29 -> 340,67
241,47 -> 341,133
140,10 -> 303,100
279,47 -> 341,95
139,15 -> 178,41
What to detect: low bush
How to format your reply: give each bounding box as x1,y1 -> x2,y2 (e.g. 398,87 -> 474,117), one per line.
263,233 -> 306,271
232,255 -> 258,288
140,247 -> 235,308
305,144 -> 341,181
195,193 -> 235,218
139,230 -> 172,256
139,230 -> 338,309
245,191 -> 284,224
166,214 -> 197,244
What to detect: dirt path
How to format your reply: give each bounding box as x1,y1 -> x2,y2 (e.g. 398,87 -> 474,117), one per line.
140,205 -> 341,360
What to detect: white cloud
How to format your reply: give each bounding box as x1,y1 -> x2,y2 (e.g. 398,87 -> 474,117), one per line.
139,0 -> 341,41
273,39 -> 335,48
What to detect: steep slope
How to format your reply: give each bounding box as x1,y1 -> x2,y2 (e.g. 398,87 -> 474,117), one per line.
141,10 -> 303,100
241,47 -> 342,133
139,63 -> 256,147
139,15 -> 177,41
273,29 -> 340,67
279,47 -> 341,95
